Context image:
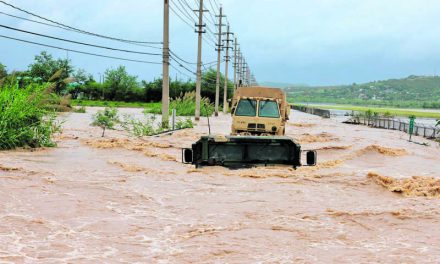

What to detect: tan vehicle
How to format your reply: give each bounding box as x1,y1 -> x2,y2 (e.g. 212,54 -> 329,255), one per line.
181,86 -> 317,169
230,86 -> 290,136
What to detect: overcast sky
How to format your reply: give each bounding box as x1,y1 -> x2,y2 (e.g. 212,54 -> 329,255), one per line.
1,0 -> 440,85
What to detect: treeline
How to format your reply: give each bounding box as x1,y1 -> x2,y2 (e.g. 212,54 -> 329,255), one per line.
0,51 -> 234,104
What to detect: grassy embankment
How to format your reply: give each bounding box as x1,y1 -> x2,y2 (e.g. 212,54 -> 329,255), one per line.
295,103 -> 440,119
72,99 -> 160,109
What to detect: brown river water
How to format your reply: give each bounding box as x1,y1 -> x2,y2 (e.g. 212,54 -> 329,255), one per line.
1,107 -> 440,263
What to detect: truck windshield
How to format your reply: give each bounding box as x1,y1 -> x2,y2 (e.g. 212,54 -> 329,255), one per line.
235,99 -> 257,116
259,100 -> 280,118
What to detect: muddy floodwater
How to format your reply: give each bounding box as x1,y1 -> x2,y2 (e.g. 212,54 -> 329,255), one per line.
1,107 -> 440,263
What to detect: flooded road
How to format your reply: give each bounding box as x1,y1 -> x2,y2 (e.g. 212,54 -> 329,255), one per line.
1,107 -> 440,263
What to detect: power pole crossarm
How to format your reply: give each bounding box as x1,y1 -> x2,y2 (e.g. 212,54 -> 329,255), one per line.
162,0 -> 170,128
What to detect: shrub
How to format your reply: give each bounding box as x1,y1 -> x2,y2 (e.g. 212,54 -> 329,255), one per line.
121,114 -> 161,137
92,107 -> 119,137
121,114 -> 193,137
383,111 -> 393,118
144,91 -> 214,117
175,118 -> 194,129
73,106 -> 86,113
0,83 -> 60,149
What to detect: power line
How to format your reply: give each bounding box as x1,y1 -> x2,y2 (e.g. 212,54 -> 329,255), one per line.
169,3 -> 195,29
212,0 -> 220,10
0,34 -> 162,65
207,0 -> 218,13
204,1 -> 217,26
0,24 -> 162,56
173,0 -> 197,23
170,60 -> 197,75
0,11 -> 163,50
170,49 -> 218,68
0,0 -> 162,45
181,0 -> 197,13
170,50 -> 197,65
169,3 -> 216,50
170,62 -> 194,79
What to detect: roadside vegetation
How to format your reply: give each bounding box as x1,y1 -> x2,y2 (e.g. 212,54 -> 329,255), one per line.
72,100 -> 159,109
73,106 -> 87,113
0,83 -> 61,149
91,107 -> 194,138
144,91 -> 214,116
2,51 -> 233,112
121,115 -> 193,137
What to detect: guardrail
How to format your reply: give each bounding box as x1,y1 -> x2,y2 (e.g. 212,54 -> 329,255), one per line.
291,105 -> 331,118
345,116 -> 440,139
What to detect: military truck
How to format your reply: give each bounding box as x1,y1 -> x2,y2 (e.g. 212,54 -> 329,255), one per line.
182,86 -> 317,168
230,87 -> 290,136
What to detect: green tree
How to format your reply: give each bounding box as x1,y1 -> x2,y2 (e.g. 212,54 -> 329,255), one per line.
104,66 -> 139,101
92,107 -> 119,137
28,51 -> 73,93
0,63 -> 7,79
73,68 -> 93,84
28,51 -> 73,82
143,78 -> 163,102
201,68 -> 234,104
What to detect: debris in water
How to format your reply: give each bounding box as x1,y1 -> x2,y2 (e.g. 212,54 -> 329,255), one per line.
359,145 -> 408,156
108,161 -> 145,172
143,150 -> 176,161
290,123 -> 316,128
0,164 -> 22,172
317,145 -> 352,151
367,172 -> 440,197
316,159 -> 344,169
298,132 -> 339,144
83,138 -> 173,150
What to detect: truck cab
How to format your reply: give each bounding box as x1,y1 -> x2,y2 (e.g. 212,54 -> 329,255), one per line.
231,87 -> 290,136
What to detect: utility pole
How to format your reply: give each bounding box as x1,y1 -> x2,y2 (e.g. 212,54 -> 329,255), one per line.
237,49 -> 242,87
214,6 -> 224,116
240,56 -> 244,86
194,0 -> 206,121
233,37 -> 238,90
246,66 -> 251,86
223,24 -> 233,113
162,0 -> 170,128
242,60 -> 247,86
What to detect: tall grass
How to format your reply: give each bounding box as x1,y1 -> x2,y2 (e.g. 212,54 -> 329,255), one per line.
144,91 -> 214,116
73,99 -> 159,109
0,83 -> 60,149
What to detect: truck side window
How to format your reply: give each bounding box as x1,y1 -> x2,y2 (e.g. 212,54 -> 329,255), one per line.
259,100 -> 280,118
235,99 -> 257,116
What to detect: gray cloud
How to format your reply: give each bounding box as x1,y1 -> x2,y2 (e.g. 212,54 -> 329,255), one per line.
1,0 -> 440,85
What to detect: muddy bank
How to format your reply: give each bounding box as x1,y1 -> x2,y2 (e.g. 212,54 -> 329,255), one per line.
0,108 -> 440,263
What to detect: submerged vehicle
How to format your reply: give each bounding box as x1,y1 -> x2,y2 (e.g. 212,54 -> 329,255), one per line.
182,86 -> 317,168
230,87 -> 290,136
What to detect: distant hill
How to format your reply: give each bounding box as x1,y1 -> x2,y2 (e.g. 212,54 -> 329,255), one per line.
286,75 -> 440,109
